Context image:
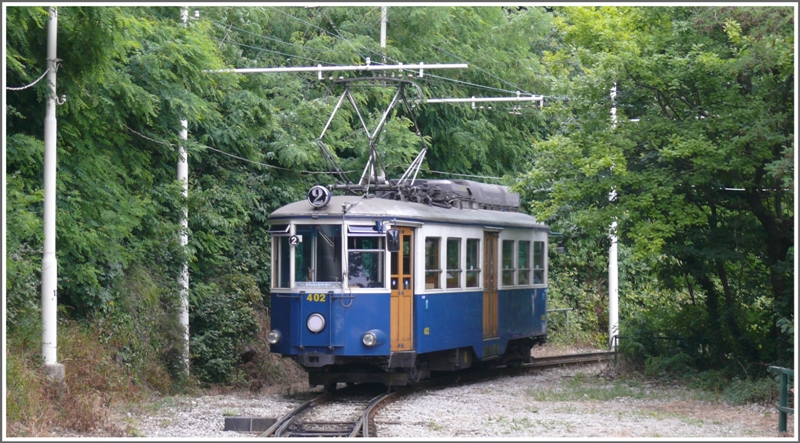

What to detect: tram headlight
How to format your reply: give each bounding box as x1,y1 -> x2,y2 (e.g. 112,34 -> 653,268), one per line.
362,332 -> 377,347
362,329 -> 386,347
306,313 -> 326,333
267,329 -> 281,344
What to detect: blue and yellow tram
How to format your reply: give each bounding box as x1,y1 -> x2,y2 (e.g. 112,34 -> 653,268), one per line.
267,179 -> 549,388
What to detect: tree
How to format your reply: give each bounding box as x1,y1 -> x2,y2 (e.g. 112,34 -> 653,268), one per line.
519,6 -> 794,367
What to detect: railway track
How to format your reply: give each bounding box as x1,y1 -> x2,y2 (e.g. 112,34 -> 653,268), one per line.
260,351 -> 614,438
527,351 -> 615,369
260,384 -> 397,437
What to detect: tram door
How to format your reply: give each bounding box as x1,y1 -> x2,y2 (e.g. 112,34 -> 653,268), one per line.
390,227 -> 414,351
483,232 -> 499,339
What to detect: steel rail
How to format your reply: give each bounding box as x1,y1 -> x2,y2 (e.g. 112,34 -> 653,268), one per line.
260,351 -> 614,438
527,351 -> 615,368
263,385 -> 394,438
354,390 -> 402,437
259,392 -> 331,437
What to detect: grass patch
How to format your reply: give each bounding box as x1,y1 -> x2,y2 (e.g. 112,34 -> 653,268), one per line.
525,373 -> 656,402
509,417 -> 535,430
427,421 -> 443,431
6,320 -> 147,437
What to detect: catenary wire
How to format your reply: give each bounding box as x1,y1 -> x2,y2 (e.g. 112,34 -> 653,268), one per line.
125,125 -> 346,175
428,43 -> 533,95
203,7 -> 543,103
206,17 -> 343,57
267,6 -> 370,63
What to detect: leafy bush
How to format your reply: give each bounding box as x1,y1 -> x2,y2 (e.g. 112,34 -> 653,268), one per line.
95,264 -> 185,393
543,235 -> 609,348
189,275 -> 263,384
722,377 -> 777,405
6,167 -> 45,341
644,352 -> 694,378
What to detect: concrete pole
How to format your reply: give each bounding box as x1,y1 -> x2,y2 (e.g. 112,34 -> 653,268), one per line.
178,6 -> 190,375
608,84 -> 619,350
380,6 -> 387,50
42,6 -> 64,381
608,215 -> 619,348
178,119 -> 189,374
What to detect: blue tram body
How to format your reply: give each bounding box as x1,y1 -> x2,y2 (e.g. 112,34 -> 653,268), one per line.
267,180 -> 549,388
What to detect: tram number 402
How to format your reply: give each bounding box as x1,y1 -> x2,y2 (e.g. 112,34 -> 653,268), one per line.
306,293 -> 327,302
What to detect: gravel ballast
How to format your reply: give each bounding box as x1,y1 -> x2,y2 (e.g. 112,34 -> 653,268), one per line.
119,361 -> 792,439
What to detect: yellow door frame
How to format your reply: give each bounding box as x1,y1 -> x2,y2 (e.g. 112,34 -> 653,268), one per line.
390,227 -> 414,351
483,231 -> 499,339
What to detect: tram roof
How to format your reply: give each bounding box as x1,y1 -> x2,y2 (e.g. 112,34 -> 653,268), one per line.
269,196 -> 548,230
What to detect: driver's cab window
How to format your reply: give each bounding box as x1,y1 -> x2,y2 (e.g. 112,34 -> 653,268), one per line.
347,235 -> 385,288
294,224 -> 342,286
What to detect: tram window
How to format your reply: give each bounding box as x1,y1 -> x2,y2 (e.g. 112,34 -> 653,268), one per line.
446,238 -> 461,289
425,237 -> 441,289
534,241 -> 545,284
347,237 -> 385,288
273,236 -> 291,288
466,239 -> 480,288
502,240 -> 515,286
518,241 -> 531,285
294,224 -> 342,284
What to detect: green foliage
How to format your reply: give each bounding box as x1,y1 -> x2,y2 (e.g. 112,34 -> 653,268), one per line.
543,240 -> 607,347
722,377 -> 777,406
6,320 -> 152,436
5,6 -> 792,405
521,5 -> 794,370
6,168 -> 44,334
189,276 -> 261,384
4,349 -> 42,427
644,352 -> 694,378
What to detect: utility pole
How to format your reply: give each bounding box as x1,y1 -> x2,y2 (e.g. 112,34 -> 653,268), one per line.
42,6 -> 64,381
608,84 -> 619,350
380,6 -> 387,51
178,6 -> 190,375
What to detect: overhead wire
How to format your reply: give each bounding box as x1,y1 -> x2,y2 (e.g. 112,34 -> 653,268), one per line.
318,7 -> 361,57
206,17 -> 343,57
124,125 -> 346,176
170,6 -> 540,105
159,7 -> 545,182
206,6 -> 542,105
214,38 -> 333,66
267,6 -> 371,63
427,170 -> 505,182
421,73 -> 525,96
428,42 -> 533,95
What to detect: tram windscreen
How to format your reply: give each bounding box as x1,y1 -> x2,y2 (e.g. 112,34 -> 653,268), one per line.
347,236 -> 385,288
295,225 -> 342,283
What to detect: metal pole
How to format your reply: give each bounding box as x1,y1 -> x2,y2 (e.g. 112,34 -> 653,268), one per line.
42,6 -> 64,381
178,6 -> 190,375
608,84 -> 619,350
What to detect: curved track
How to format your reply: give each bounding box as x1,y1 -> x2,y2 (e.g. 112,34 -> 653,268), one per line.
261,351 -> 615,438
260,385 -> 395,438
